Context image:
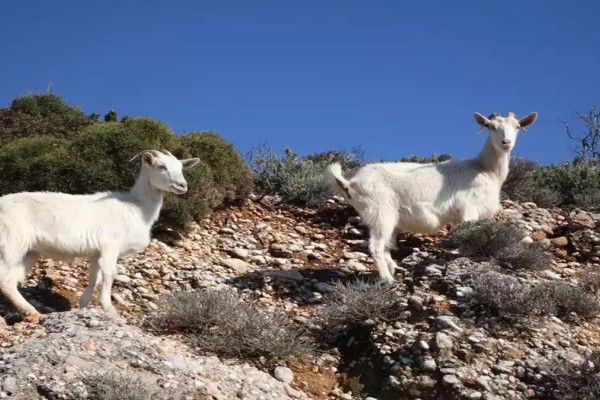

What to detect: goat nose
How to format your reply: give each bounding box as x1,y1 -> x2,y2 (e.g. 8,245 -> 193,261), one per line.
177,182 -> 187,191
502,139 -> 512,145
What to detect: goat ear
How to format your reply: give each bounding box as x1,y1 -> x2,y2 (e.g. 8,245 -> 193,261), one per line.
181,158 -> 200,169
142,152 -> 156,167
473,112 -> 492,128
519,112 -> 538,129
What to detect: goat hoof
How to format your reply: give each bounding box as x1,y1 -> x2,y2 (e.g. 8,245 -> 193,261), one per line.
23,312 -> 43,324
104,305 -> 119,317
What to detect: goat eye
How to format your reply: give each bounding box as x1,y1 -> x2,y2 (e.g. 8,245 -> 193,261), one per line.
158,165 -> 167,170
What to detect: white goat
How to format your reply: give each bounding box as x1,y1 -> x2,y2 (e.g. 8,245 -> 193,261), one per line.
0,149 -> 199,321
326,111 -> 538,282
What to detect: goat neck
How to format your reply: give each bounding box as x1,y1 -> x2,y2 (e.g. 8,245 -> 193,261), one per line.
475,136 -> 510,183
128,166 -> 164,226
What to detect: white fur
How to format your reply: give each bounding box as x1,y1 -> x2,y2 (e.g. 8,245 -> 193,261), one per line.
326,111 -> 538,282
0,149 -> 200,318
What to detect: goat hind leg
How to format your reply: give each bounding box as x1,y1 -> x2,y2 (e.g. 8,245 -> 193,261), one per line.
367,214 -> 398,283
0,257 -> 41,320
384,232 -> 399,277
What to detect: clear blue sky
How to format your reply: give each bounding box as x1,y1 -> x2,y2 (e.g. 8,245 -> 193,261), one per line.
2,1 -> 600,165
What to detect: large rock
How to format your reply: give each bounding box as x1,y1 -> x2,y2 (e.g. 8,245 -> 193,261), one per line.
0,309 -> 304,400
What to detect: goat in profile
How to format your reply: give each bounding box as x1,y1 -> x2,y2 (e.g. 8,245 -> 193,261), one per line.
326,111 -> 538,282
0,149 -> 200,321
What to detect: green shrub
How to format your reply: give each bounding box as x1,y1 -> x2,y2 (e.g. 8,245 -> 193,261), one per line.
178,131 -> 253,204
248,145 -> 363,206
500,156 -> 561,207
0,93 -> 94,145
0,101 -> 248,231
0,136 -> 74,194
399,153 -> 452,163
532,159 -> 600,210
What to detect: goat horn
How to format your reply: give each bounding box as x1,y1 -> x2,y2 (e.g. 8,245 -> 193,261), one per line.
129,150 -> 160,162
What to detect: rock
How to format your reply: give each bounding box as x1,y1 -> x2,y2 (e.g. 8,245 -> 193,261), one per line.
422,358 -> 437,372
270,243 -> 293,258
274,366 -> 294,384
435,332 -> 454,352
442,374 -> 460,387
284,383 -> 302,398
568,211 -> 596,231
3,376 -> 17,394
346,260 -> 368,272
550,236 -> 569,247
435,315 -> 463,333
220,258 -> 250,273
313,282 -> 334,293
531,230 -> 547,241
268,270 -> 304,281
541,270 -> 561,280
229,248 -> 250,260
2,309 -> 298,400
114,274 -> 131,284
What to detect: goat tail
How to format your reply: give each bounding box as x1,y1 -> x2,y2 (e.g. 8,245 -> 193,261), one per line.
325,162 -> 352,200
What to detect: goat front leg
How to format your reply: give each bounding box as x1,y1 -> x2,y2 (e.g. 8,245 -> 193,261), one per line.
98,251 -> 119,316
459,206 -> 480,223
79,256 -> 101,309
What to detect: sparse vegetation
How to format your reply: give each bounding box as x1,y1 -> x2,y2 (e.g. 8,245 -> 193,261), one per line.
443,220 -> 551,270
320,279 -> 403,335
545,351 -> 600,400
469,271 -> 555,316
148,289 -> 314,365
81,370 -> 162,400
580,266 -> 600,294
543,281 -> 600,318
247,145 -> 363,206
468,271 -> 600,318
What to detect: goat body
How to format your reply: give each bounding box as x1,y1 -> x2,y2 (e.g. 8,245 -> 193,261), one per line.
0,149 -> 199,320
326,111 -> 538,282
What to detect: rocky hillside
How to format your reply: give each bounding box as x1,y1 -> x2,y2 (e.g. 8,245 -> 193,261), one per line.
1,196 -> 599,400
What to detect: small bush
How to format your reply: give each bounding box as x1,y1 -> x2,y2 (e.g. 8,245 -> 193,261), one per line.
501,156 -> 562,207
0,93 -> 94,145
469,271 -> 555,316
443,220 -> 551,270
546,351 -> 600,400
399,153 -> 452,163
248,145 -> 363,206
580,267 -> 600,294
0,103 -> 248,231
542,281 -> 600,318
532,159 -> 600,210
82,370 -> 162,400
179,131 -> 254,204
148,289 -> 313,365
320,279 -> 403,333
